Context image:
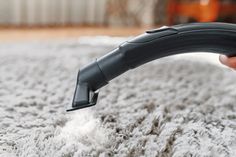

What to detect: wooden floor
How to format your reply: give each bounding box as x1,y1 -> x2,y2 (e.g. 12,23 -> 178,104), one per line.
0,26 -> 148,42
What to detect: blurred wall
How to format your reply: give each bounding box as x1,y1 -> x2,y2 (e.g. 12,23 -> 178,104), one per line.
0,0 -> 107,26
107,0 -> 158,27
0,0 -> 159,27
0,0 -> 235,27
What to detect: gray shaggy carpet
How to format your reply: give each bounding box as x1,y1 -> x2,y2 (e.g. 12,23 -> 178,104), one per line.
0,38 -> 235,157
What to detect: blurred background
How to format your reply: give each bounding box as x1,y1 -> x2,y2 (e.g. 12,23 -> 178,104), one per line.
0,0 -> 235,41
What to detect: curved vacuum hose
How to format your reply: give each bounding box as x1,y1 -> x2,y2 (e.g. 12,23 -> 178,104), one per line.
67,22 -> 236,111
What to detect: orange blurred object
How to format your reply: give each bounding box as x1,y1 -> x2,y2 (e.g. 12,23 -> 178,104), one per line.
168,0 -> 236,24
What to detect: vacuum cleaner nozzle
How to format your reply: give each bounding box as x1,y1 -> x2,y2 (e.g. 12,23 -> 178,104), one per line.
67,23 -> 236,112
67,60 -> 108,112
66,83 -> 99,111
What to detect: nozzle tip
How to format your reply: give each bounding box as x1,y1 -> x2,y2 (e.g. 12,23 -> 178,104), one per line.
67,91 -> 99,112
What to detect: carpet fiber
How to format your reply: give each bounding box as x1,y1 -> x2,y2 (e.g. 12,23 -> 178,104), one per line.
0,39 -> 235,157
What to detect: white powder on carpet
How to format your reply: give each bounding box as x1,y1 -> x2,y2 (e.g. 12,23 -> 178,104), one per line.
59,109 -> 109,149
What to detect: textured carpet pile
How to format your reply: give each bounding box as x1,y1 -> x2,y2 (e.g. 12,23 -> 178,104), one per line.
0,38 -> 235,157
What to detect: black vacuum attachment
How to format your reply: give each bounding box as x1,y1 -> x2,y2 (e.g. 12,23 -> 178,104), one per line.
67,22 -> 236,112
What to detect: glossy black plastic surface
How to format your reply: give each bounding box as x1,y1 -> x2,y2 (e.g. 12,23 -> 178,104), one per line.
67,22 -> 236,111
